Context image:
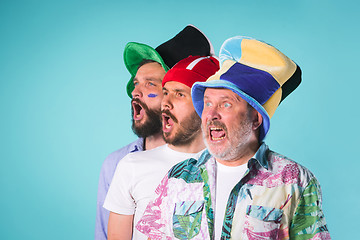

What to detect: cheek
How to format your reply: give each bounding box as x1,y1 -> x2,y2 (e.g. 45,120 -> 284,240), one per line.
147,86 -> 163,97
201,115 -> 208,129
147,93 -> 158,98
146,90 -> 163,101
201,107 -> 214,125
146,97 -> 163,109
201,108 -> 208,121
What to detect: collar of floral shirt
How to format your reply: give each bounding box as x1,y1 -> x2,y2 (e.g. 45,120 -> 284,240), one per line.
195,142 -> 269,170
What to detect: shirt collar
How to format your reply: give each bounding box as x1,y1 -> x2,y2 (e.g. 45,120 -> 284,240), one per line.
196,142 -> 269,170
248,142 -> 269,170
195,149 -> 212,167
130,137 -> 145,153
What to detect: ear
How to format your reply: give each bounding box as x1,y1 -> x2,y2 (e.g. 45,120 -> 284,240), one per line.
252,111 -> 263,130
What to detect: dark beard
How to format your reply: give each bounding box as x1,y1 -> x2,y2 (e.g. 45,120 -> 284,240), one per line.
131,102 -> 162,138
163,111 -> 202,146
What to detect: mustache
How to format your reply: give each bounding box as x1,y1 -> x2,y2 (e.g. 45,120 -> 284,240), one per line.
131,98 -> 149,112
161,109 -> 178,124
206,120 -> 228,132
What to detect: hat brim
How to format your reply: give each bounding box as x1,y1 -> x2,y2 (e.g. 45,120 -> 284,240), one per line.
124,42 -> 169,98
191,80 -> 270,141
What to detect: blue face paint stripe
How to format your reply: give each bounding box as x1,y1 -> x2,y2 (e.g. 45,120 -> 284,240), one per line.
148,93 -> 158,98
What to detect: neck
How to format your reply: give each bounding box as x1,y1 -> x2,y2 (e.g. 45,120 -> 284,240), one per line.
216,139 -> 260,167
144,132 -> 166,150
168,133 -> 205,153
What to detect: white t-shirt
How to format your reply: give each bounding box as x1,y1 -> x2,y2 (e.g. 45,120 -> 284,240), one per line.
214,160 -> 248,240
104,144 -> 204,240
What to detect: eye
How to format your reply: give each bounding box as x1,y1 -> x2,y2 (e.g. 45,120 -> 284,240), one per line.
163,91 -> 168,96
224,102 -> 231,108
177,92 -> 185,97
148,82 -> 156,86
133,81 -> 139,86
205,102 -> 212,107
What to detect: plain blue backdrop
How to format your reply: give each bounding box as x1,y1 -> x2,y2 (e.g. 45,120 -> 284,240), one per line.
0,0 -> 358,239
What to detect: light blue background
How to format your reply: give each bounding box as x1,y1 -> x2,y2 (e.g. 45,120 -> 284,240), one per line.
0,0 -> 358,239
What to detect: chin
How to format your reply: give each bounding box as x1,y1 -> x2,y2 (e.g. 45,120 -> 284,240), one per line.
206,142 -> 227,158
163,134 -> 172,143
164,138 -> 173,145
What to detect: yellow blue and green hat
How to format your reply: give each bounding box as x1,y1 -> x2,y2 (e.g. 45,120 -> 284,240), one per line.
192,36 -> 302,141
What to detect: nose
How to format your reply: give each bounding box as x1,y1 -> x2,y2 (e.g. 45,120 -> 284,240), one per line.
131,84 -> 143,99
203,106 -> 221,121
161,94 -> 173,111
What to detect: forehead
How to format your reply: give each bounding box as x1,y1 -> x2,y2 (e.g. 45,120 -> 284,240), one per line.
163,81 -> 191,92
135,62 -> 165,82
204,88 -> 243,102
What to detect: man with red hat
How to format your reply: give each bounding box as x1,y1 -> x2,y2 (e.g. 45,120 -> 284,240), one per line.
95,25 -> 215,240
104,56 -> 219,240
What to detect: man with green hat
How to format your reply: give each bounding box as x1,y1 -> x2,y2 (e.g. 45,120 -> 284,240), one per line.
95,25 -> 214,240
137,36 -> 330,239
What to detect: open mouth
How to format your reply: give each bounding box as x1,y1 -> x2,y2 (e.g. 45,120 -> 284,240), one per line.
162,113 -> 175,132
132,101 -> 144,121
209,127 -> 226,141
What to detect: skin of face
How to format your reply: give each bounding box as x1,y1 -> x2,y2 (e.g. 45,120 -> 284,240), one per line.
131,62 -> 166,132
161,81 -> 202,146
201,88 -> 261,163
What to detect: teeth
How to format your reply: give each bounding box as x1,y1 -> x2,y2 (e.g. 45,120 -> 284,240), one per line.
136,114 -> 140,118
165,124 -> 171,129
212,136 -> 225,140
210,127 -> 225,140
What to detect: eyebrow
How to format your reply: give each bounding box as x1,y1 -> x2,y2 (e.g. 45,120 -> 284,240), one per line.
133,77 -> 162,83
162,87 -> 187,93
204,95 -> 231,99
204,94 -> 240,102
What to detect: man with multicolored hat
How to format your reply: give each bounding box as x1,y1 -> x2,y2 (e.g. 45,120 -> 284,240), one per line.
95,25 -> 214,240
137,36 -> 330,239
104,56 -> 219,240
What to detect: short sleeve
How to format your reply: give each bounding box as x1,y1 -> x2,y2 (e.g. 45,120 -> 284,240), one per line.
136,173 -> 173,239
103,154 -> 136,215
289,177 -> 331,239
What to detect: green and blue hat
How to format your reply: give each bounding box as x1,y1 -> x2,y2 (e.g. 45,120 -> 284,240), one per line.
192,36 -> 302,141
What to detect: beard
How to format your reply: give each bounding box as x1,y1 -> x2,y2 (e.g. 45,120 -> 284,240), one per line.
131,99 -> 162,138
162,110 -> 202,146
203,112 -> 253,162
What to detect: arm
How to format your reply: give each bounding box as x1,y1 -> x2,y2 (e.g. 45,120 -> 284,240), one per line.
107,212 -> 134,240
96,144 -> 141,240
289,178 -> 331,239
95,158 -> 112,240
103,155 -> 137,238
136,174 -> 172,239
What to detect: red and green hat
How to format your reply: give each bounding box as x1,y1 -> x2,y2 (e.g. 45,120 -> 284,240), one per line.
124,25 -> 215,98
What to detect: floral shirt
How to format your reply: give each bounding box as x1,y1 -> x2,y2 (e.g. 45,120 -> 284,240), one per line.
136,143 -> 330,240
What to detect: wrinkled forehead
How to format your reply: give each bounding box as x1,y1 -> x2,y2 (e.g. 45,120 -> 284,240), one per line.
203,87 -> 244,102
163,80 -> 191,92
134,62 -> 165,81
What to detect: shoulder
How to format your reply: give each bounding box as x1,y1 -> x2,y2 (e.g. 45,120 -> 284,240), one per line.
266,150 -> 315,188
167,150 -> 210,183
113,144 -> 169,167
101,138 -> 144,171
125,143 -> 167,159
